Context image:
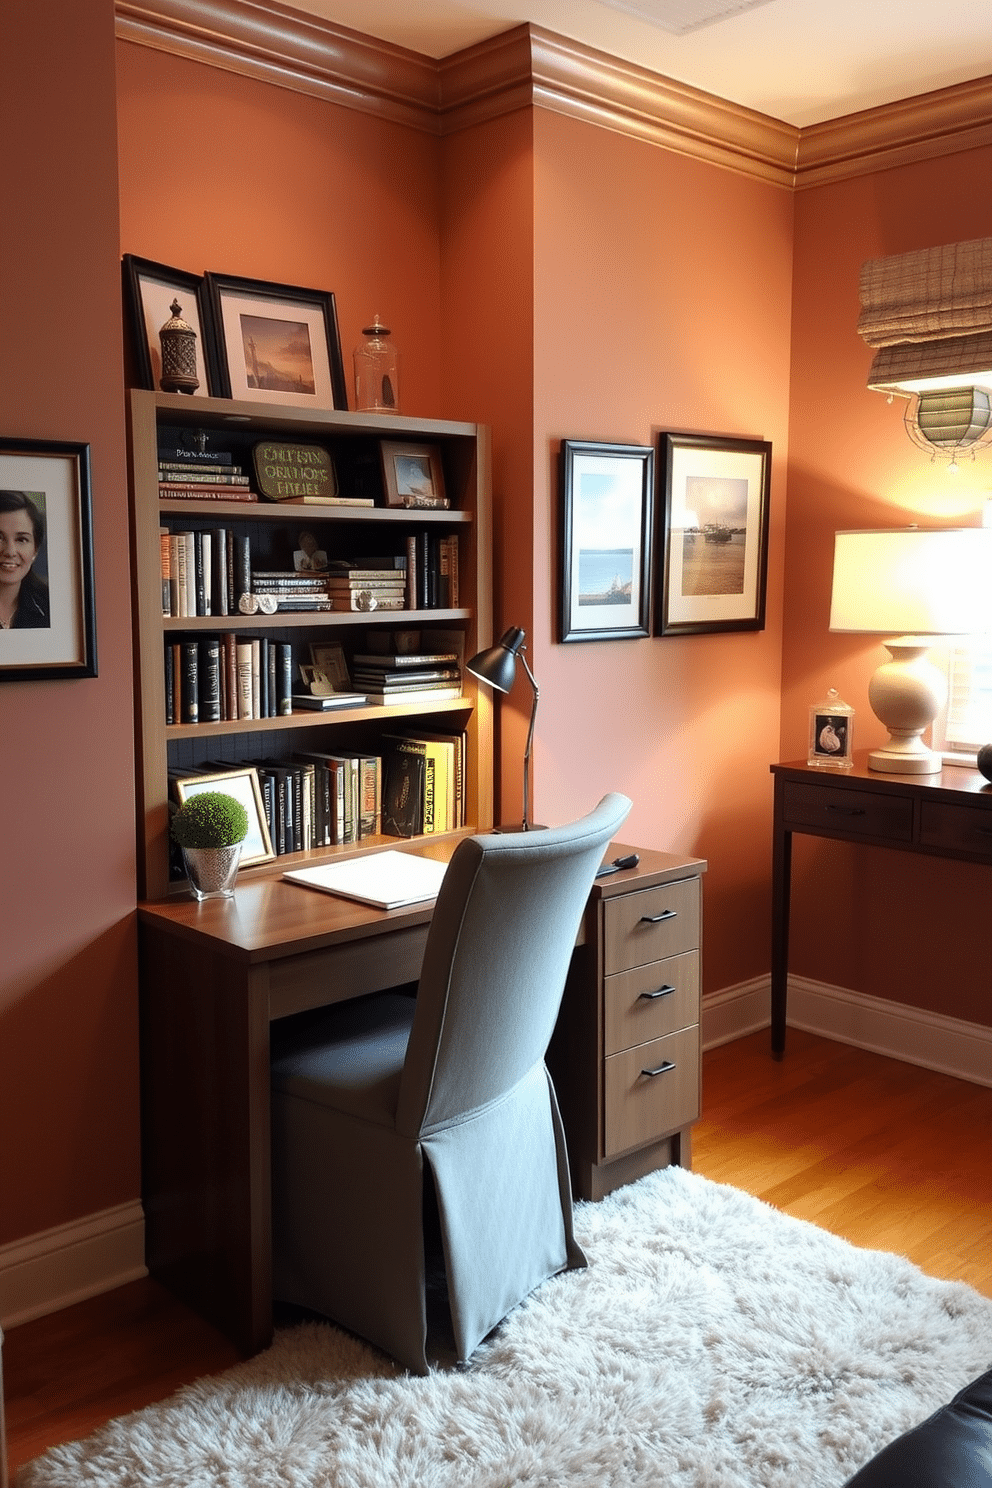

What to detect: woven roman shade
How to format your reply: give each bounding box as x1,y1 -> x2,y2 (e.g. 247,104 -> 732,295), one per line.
858,238 -> 992,390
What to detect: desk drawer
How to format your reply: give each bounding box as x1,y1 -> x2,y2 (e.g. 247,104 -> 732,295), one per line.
604,1025 -> 700,1158
603,877 -> 700,974
920,800 -> 992,857
604,951 -> 699,1056
782,782 -> 913,842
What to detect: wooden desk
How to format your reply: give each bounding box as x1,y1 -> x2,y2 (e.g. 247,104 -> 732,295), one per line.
770,755 -> 992,1058
138,838 -> 701,1353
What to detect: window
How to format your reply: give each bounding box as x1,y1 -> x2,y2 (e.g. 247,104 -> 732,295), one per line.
934,642 -> 992,764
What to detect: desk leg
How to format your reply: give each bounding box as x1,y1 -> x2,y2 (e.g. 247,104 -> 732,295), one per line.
770,821 -> 792,1059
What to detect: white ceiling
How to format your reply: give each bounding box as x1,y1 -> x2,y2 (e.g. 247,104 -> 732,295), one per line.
290,0 -> 992,127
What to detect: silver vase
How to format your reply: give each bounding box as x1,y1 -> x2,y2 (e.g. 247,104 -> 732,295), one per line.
181,844 -> 241,900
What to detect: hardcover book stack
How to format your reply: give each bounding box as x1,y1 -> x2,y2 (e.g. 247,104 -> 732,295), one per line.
325,558 -> 408,613
250,569 -> 332,613
164,634 -> 293,724
350,648 -> 463,706
158,445 -> 258,503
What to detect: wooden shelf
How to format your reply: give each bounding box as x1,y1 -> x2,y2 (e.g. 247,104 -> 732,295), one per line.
127,389 -> 494,900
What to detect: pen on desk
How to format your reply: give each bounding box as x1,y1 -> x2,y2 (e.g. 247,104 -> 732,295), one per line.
595,852 -> 640,879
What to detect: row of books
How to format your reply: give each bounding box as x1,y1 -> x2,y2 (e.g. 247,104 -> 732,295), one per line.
165,635 -> 294,725
160,532 -> 460,618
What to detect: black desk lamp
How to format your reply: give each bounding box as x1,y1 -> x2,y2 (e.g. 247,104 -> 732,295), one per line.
467,626 -> 541,831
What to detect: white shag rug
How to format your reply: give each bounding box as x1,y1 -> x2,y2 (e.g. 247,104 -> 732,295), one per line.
18,1166 -> 992,1488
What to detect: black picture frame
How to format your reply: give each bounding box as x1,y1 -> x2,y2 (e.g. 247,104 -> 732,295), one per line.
559,439 -> 653,642
203,272 -> 347,411
656,432 -> 771,637
0,437 -> 97,681
122,254 -> 215,396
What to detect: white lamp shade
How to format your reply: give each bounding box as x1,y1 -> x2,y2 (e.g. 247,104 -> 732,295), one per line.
829,528 -> 992,637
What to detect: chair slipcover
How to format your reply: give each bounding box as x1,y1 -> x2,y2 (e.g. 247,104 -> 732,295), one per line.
271,792 -> 632,1373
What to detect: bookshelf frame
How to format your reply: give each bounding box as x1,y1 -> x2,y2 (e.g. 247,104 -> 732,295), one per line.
127,388 -> 494,900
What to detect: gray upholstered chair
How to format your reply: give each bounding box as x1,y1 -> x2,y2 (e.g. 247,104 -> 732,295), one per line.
270,792 -> 632,1374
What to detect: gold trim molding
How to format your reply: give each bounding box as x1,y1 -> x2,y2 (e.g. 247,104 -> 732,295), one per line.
115,0 -> 992,189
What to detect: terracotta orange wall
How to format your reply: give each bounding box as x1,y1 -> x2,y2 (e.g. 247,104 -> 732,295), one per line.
784,145 -> 992,1025
0,0 -> 139,1244
531,111 -> 794,994
115,42 -> 444,415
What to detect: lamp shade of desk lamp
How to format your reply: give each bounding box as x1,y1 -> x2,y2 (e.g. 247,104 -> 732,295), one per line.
829,527 -> 992,774
466,626 -> 541,830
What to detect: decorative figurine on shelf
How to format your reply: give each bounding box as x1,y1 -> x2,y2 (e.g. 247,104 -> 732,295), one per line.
294,530 -> 328,572
353,315 -> 399,412
808,688 -> 855,769
158,298 -> 199,395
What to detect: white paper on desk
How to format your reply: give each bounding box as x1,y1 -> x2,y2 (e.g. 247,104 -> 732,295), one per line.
282,850 -> 448,910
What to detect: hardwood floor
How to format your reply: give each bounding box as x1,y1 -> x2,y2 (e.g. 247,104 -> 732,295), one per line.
4,1029 -> 991,1479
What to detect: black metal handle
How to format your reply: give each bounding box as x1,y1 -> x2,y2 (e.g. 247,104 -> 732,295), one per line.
640,909 -> 677,924
638,984 -> 675,1000
641,1060 -> 676,1077
824,804 -> 866,816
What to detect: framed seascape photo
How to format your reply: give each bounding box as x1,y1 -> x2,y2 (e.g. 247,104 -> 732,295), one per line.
656,432 -> 771,637
0,438 -> 97,681
173,766 -> 275,866
122,255 -> 214,396
559,439 -> 653,642
203,272 -> 347,411
380,441 -> 448,508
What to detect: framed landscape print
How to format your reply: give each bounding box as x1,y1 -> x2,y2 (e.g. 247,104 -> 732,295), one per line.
204,272 -> 347,411
656,432 -> 771,636
122,254 -> 214,396
0,438 -> 97,681
559,440 -> 653,642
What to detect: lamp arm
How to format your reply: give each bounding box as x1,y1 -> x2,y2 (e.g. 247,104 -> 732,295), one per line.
518,648 -> 539,830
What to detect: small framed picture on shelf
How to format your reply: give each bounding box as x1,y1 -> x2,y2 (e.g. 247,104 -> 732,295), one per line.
656,431 -> 771,636
203,272 -> 347,410
380,441 -> 448,508
122,255 -> 214,396
172,766 -> 275,866
0,437 -> 97,681
559,439 -> 653,642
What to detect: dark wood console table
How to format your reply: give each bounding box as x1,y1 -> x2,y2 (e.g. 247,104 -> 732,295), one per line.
771,754 -> 992,1058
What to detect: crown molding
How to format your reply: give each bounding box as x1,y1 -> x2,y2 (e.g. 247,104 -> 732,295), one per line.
795,74 -> 992,189
114,0 -> 440,130
115,1 -> 992,189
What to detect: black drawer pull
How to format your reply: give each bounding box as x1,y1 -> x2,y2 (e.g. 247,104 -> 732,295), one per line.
641,1060 -> 676,1078
638,984 -> 676,1001
824,804 -> 866,816
640,909 -> 677,924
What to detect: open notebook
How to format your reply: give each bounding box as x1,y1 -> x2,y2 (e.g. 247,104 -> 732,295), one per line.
283,849 -> 448,910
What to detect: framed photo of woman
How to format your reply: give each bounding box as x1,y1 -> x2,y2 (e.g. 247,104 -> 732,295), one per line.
0,438 -> 97,681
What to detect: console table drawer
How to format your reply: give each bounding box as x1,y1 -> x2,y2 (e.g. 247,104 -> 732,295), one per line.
782,782 -> 913,841
604,1025 -> 700,1158
920,801 -> 992,856
603,877 -> 700,974
604,951 -> 699,1056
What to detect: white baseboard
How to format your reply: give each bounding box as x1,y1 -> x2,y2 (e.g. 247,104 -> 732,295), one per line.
702,975 -> 992,1088
0,1201 -> 146,1330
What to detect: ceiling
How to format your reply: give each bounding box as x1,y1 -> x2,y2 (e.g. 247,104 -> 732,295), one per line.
287,0 -> 992,128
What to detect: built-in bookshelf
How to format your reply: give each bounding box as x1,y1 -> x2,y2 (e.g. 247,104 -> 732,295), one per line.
127,388 -> 494,900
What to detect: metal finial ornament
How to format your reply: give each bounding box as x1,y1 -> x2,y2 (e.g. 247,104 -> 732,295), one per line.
159,298 -> 199,395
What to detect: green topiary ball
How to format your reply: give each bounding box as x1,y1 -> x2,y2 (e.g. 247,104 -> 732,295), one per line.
171,791 -> 249,849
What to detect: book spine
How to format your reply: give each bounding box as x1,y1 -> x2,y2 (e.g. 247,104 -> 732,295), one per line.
258,636 -> 269,719
164,640 -> 175,725
184,533 -> 196,617
173,534 -> 187,617
158,449 -> 235,466
236,639 -> 254,720
419,532 -> 430,611
194,531 -> 206,616
406,534 -> 418,609
212,527 -> 228,617
234,535 -> 251,611
171,641 -> 182,724
199,636 -> 222,723
277,643 -> 293,716
160,527 -> 171,616
201,531 -> 212,616
180,638 -> 199,724
267,641 -> 277,719
359,756 -> 379,837
223,632 -> 238,721
250,638 -> 261,720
